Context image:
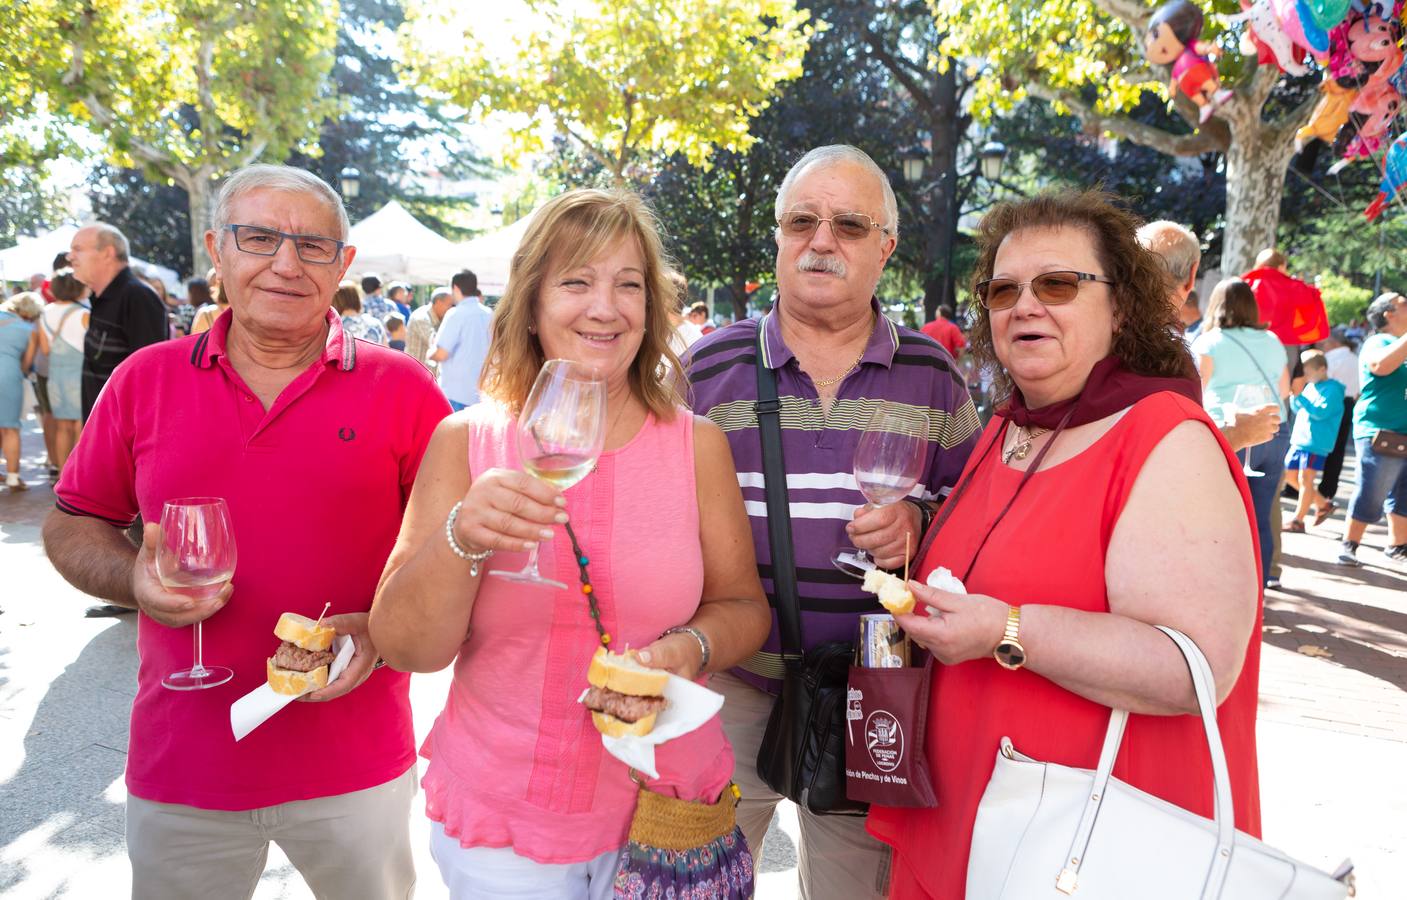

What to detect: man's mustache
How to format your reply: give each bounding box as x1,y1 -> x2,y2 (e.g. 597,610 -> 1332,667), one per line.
796,251 -> 846,277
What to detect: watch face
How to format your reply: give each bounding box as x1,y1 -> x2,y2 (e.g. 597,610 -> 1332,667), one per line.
997,641 -> 1026,669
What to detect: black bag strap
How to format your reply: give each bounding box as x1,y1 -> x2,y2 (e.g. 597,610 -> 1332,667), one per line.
1221,331 -> 1284,412
755,324 -> 805,658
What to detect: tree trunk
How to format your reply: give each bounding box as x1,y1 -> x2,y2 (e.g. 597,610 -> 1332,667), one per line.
1219,123 -> 1296,277
727,280 -> 748,321
922,61 -> 960,322
186,175 -> 213,277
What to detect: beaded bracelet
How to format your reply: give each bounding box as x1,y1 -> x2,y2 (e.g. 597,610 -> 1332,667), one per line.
445,501 -> 494,577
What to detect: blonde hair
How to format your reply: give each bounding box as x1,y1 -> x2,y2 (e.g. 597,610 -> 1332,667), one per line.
1,291 -> 44,321
1300,348 -> 1328,370
480,189 -> 684,419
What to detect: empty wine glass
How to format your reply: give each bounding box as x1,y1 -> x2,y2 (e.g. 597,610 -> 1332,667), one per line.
490,359 -> 607,589
157,498 -> 237,690
1233,384 -> 1278,477
834,402 -> 928,578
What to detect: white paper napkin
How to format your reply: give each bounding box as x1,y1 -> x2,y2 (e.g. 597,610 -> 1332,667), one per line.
924,566 -> 968,616
230,635 -> 355,741
579,673 -> 724,780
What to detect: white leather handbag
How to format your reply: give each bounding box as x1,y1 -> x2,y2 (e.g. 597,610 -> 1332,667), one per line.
966,626 -> 1356,899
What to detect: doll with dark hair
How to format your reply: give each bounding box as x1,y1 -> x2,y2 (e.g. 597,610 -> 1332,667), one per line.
1145,0 -> 1233,123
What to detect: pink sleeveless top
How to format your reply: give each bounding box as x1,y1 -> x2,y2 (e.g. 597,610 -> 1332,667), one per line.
421,402 -> 734,865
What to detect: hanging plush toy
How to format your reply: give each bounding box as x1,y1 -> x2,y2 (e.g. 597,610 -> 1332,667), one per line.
1296,75 -> 1360,149
1229,0 -> 1311,74
1145,0 -> 1234,124
1329,86 -> 1401,170
1364,132 -> 1407,219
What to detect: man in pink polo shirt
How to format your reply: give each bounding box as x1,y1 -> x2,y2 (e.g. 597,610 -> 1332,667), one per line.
44,164 -> 449,899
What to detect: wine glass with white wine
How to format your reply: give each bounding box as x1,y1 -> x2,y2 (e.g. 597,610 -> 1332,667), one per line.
1232,383 -> 1278,477
490,359 -> 607,589
157,497 -> 237,690
834,402 -> 928,578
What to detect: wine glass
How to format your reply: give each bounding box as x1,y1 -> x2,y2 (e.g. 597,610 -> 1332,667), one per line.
490,359 -> 607,589
1232,384 -> 1277,477
834,402 -> 928,578
156,497 -> 237,690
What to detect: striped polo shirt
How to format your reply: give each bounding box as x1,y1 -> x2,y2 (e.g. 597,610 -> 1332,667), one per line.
684,299 -> 981,692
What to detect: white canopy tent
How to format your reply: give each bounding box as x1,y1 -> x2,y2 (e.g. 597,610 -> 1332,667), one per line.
449,210 -> 536,296
342,200 -> 471,286
0,224 -> 183,296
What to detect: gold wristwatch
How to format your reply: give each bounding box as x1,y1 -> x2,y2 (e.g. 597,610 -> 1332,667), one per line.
993,604 -> 1027,670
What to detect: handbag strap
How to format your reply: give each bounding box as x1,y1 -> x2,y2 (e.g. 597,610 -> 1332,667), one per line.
1220,331 -> 1283,413
754,324 -> 804,657
1058,627 -> 1235,899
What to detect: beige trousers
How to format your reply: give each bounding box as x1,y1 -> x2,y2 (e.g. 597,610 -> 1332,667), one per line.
715,671 -> 891,899
125,765 -> 417,900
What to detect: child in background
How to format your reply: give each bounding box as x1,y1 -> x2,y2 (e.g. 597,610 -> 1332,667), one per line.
1284,349 -> 1346,532
383,313 -> 407,352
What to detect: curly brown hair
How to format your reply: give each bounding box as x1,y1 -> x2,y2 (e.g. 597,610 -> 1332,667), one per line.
967,189 -> 1189,400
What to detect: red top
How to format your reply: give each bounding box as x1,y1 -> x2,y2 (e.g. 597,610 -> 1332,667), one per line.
1240,266 -> 1330,345
867,393 -> 1263,899
56,310 -> 450,809
921,316 -> 966,357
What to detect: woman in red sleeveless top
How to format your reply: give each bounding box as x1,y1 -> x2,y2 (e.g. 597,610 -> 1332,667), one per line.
866,192 -> 1263,899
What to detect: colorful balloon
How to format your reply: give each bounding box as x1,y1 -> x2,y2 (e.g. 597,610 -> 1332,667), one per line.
1145,0 -> 1233,124
1305,0 -> 1351,31
1229,0 -> 1310,74
1364,132 -> 1407,220
1289,0 -> 1331,54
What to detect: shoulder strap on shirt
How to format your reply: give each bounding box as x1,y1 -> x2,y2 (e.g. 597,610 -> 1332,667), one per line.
754,324 -> 804,657
1221,331 -> 1280,401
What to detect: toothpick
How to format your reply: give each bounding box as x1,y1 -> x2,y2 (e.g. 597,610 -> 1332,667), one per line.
903,532 -> 911,584
313,601 -> 331,630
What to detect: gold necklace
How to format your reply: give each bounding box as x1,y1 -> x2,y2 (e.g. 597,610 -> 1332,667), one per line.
808,317 -> 876,388
1003,424 -> 1050,464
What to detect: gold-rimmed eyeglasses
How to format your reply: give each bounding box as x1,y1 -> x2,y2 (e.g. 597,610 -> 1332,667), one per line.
777,210 -> 891,241
974,270 -> 1115,310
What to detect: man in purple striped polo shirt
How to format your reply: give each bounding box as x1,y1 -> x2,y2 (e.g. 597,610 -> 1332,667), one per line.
684,144 -> 980,899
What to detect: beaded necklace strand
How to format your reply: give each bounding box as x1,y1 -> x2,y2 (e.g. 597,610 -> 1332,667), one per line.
562,519 -> 610,648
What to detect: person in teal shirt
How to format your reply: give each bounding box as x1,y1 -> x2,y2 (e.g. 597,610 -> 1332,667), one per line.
1283,350 -> 1344,532
1338,292 -> 1407,565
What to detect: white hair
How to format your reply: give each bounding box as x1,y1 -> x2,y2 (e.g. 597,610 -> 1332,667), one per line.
86,222 -> 130,262
210,165 -> 349,246
774,144 -> 899,241
1137,220 -> 1201,284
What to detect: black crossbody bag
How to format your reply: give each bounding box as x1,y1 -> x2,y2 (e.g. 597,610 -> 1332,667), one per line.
751,327 -> 867,815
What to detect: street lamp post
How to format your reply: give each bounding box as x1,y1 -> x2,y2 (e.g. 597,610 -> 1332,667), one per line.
339,167 -> 361,201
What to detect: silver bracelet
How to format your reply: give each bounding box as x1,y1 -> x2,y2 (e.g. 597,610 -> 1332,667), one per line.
662,625 -> 711,672
445,501 -> 493,576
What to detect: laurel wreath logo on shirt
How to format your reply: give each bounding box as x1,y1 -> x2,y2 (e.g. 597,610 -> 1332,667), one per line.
338,428 -> 356,442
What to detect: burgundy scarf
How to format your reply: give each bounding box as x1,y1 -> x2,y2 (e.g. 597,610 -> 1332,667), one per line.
1000,354 -> 1202,429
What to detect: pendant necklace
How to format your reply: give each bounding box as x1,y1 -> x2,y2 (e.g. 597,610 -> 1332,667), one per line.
1003,424 -> 1050,464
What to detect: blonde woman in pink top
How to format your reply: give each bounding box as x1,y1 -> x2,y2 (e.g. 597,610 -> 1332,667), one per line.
371,189 -> 770,899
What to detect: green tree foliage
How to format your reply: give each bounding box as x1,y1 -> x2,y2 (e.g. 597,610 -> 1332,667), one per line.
402,0 -> 817,186
286,0 -> 487,239
934,0 -> 1320,274
1,0 -> 340,275
1316,272 -> 1373,325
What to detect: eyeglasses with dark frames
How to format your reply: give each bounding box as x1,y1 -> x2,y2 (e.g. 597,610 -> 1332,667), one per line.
974,270 -> 1115,310
776,210 -> 891,241
224,224 -> 345,265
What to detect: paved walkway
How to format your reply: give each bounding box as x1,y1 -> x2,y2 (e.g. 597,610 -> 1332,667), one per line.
2,418 -> 1404,898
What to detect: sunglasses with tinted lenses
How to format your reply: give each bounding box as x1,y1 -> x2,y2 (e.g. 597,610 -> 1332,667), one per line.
974,270 -> 1115,310
777,211 -> 889,241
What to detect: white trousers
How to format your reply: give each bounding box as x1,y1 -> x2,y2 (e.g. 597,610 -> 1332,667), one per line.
429,820 -> 620,899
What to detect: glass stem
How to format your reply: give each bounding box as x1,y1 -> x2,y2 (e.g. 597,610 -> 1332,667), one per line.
522,543 -> 543,578
190,621 -> 209,677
